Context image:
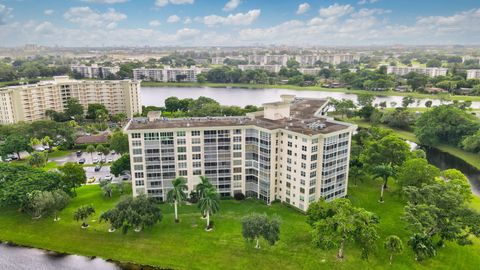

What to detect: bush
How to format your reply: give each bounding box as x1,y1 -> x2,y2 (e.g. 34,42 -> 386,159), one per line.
234,192 -> 245,201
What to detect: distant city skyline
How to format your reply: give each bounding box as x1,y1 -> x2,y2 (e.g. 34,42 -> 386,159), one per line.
0,0 -> 480,47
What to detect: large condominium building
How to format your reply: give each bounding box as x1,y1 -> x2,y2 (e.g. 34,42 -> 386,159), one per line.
125,95 -> 356,211
71,64 -> 120,79
295,54 -> 360,66
132,66 -> 209,82
467,69 -> 480,79
248,54 -> 290,66
386,66 -> 448,77
238,64 -> 283,73
0,76 -> 141,124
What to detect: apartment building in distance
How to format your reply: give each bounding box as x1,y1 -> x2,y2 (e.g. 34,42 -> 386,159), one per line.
238,64 -> 283,73
71,64 -> 120,79
248,54 -> 290,66
467,69 -> 480,79
0,76 -> 141,124
132,66 -> 210,82
295,54 -> 360,66
386,66 -> 448,77
125,95 -> 356,211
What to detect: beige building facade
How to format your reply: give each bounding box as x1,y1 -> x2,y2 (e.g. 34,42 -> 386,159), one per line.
126,95 -> 356,211
0,76 -> 141,124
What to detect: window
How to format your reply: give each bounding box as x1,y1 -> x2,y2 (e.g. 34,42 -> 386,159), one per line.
177,147 -> 186,153
233,152 -> 242,158
302,138 -> 307,143
192,146 -> 201,152
193,154 -> 201,160
301,171 -> 306,177
132,140 -> 141,147
233,167 -> 242,173
233,160 -> 242,166
191,131 -> 200,136
131,133 -> 141,139
133,148 -> 142,155
234,129 -> 242,134
179,170 -> 187,176
177,131 -> 185,137
287,150 -> 292,156
193,161 -> 202,168
309,187 -> 316,195
192,137 -> 201,144
133,156 -> 143,163
193,169 -> 202,175
234,175 -> 242,181
301,154 -> 306,160
312,145 -> 318,152
178,155 -> 187,161
300,187 -> 305,194
311,163 -> 317,170
178,162 -> 187,169
177,138 -> 186,145
144,132 -> 159,141
302,145 -> 307,151
134,164 -> 143,170
311,154 -> 318,161
233,136 -> 242,142
301,163 -> 306,169
134,172 -> 144,178
233,144 -> 242,150
288,141 -> 292,147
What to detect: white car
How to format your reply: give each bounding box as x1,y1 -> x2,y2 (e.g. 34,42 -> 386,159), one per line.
107,158 -> 113,163
93,157 -> 99,164
104,175 -> 113,181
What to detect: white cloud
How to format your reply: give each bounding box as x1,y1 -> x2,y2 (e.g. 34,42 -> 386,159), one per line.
319,4 -> 354,18
44,9 -> 54,16
296,3 -> 310,15
351,8 -> 390,18
167,15 -> 180,23
0,4 -> 13,25
223,0 -> 241,12
35,21 -> 56,34
82,0 -> 129,3
149,20 -> 161,26
63,7 -> 127,28
358,0 -> 379,5
155,0 -> 194,7
184,17 -> 192,24
203,9 -> 261,26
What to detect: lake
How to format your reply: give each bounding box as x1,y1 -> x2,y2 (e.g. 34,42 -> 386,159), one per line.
140,86 -> 480,108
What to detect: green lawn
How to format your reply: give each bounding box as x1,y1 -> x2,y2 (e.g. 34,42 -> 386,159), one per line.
1,182 -> 479,270
348,118 -> 480,170
140,82 -> 480,102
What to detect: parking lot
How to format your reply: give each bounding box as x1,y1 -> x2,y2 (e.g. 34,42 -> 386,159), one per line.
50,151 -> 120,166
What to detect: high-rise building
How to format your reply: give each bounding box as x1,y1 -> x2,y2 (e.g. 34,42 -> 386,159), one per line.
132,66 -> 210,82
386,66 -> 448,77
125,95 -> 356,211
0,76 -> 141,124
71,64 -> 120,79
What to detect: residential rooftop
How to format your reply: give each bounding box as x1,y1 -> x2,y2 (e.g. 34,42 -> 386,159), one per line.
127,96 -> 353,136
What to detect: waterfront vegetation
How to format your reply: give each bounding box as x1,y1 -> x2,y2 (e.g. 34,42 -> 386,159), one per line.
0,181 -> 479,269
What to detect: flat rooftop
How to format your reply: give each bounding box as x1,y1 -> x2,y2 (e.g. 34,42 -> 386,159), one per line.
127,98 -> 351,136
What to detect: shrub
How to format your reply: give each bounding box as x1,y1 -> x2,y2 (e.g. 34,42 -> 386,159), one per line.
234,192 -> 245,201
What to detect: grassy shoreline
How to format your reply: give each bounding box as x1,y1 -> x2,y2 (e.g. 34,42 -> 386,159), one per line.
348,118 -> 480,170
141,82 -> 480,102
1,182 -> 480,269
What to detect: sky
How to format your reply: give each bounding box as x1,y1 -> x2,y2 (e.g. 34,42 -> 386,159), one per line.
0,0 -> 480,47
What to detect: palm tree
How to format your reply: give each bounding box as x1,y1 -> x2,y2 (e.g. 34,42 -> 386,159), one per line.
198,187 -> 220,230
384,235 -> 404,265
372,164 -> 395,203
196,176 -> 212,217
41,136 -> 53,149
167,177 -> 188,223
73,205 -> 95,228
28,152 -> 47,168
86,145 -> 95,160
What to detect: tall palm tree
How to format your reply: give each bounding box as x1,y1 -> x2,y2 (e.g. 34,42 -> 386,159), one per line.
198,187 -> 220,230
167,177 -> 188,223
372,164 -> 395,203
196,176 -> 212,217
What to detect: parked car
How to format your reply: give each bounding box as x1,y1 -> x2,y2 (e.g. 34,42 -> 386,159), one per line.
121,175 -> 130,181
104,175 -> 113,181
87,177 -> 96,183
111,150 -> 116,155
94,165 -> 101,172
76,151 -> 82,157
78,158 -> 86,164
35,146 -> 45,151
107,158 -> 113,163
101,158 -> 106,163
93,158 -> 99,164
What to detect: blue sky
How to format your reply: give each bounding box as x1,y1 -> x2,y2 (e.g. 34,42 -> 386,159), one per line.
0,0 -> 479,46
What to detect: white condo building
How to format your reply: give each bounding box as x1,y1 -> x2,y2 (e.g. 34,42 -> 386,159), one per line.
467,69 -> 480,79
133,66 -> 209,82
126,95 -> 356,211
386,66 -> 448,77
248,55 -> 290,66
0,76 -> 141,124
238,65 -> 283,73
71,64 -> 120,79
295,54 -> 360,66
